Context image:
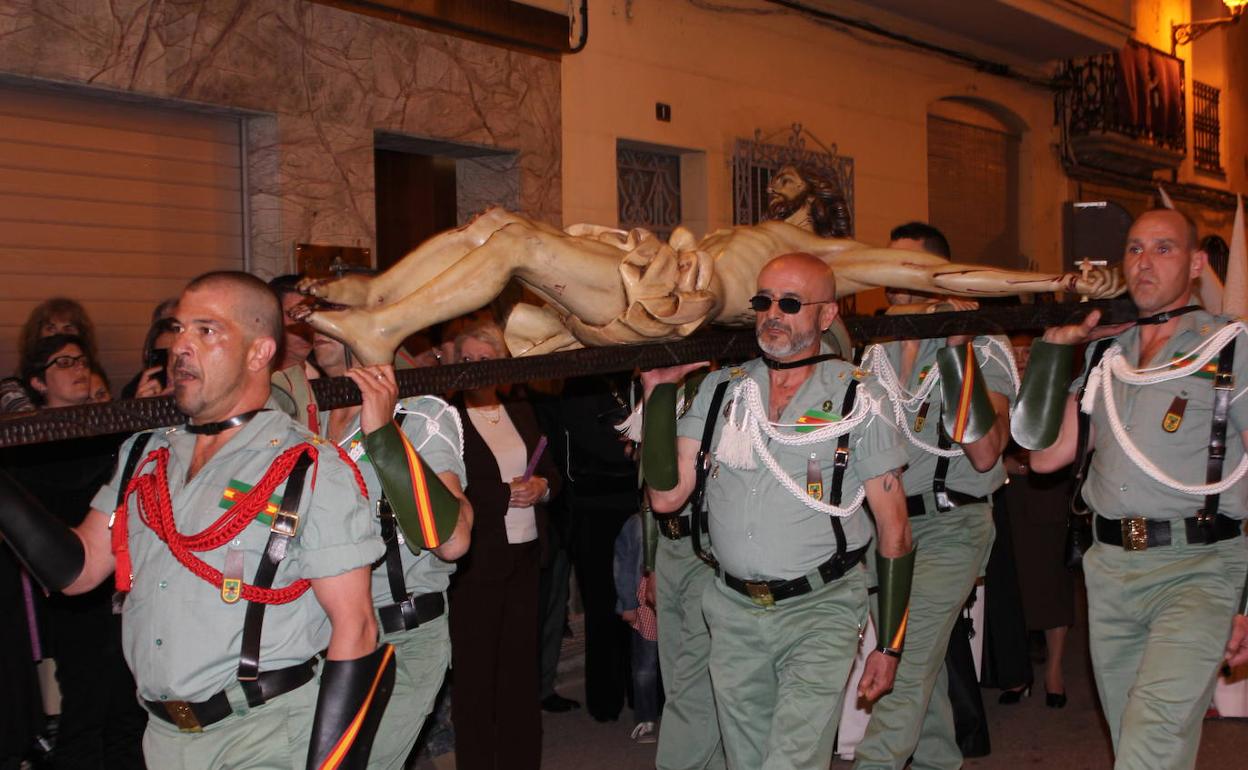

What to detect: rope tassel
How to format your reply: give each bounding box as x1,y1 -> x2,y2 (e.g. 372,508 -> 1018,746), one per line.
715,392 -> 755,469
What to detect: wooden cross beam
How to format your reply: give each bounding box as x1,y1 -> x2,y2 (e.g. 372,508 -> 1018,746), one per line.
0,298 -> 1136,448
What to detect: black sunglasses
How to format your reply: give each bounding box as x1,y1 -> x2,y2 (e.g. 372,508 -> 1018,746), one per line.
748,295 -> 832,315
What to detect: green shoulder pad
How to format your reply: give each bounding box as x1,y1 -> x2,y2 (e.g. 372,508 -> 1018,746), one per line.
1011,340 -> 1074,450
364,421 -> 460,553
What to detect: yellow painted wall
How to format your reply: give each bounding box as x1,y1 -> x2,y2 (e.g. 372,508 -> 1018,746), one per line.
562,0 -> 1074,271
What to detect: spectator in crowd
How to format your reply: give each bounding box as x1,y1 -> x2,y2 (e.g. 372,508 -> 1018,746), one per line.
613,512 -> 660,744
1003,334 -> 1074,708
1,299 -> 97,413
269,275 -> 321,431
8,334 -> 147,768
555,373 -> 639,722
87,366 -> 111,404
120,298 -> 176,400
268,275 -> 315,371
449,319 -> 560,770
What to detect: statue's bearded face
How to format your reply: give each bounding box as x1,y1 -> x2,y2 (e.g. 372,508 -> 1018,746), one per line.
766,166 -> 811,221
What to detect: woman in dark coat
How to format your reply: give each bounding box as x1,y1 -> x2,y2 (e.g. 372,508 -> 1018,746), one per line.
448,320 -> 562,770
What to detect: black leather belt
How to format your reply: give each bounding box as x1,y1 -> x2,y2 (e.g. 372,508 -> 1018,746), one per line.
378,591 -> 445,635
144,656 -> 318,732
655,514 -> 707,541
1095,513 -> 1243,550
721,545 -> 868,607
906,491 -> 987,518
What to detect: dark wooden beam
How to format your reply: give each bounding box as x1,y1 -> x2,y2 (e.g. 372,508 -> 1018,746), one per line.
0,298 -> 1136,449
310,0 -> 572,58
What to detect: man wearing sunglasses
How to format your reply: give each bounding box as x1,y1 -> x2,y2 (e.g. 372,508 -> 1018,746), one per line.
853,224 -> 1015,770
642,252 -> 914,770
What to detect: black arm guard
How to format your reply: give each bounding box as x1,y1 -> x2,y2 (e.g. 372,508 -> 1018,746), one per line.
0,469 -> 85,592
1011,340 -> 1075,450
306,644 -> 397,770
876,549 -> 915,655
642,383 -> 679,491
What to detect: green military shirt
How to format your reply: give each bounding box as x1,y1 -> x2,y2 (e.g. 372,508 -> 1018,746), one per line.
874,336 -> 1017,504
319,395 -> 467,603
677,353 -> 908,582
91,406 -> 383,704
1073,309 -> 1248,520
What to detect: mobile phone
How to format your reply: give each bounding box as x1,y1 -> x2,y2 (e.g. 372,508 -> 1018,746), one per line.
145,348 -> 169,389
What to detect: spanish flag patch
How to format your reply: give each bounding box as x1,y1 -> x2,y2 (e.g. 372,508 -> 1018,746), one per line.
220,480 -> 283,525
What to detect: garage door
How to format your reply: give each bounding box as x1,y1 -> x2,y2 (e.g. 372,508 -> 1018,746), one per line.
0,84 -> 244,392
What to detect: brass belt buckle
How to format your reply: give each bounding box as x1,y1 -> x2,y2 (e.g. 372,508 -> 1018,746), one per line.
660,518 -> 682,540
744,581 -> 775,607
163,701 -> 203,733
1121,518 -> 1149,551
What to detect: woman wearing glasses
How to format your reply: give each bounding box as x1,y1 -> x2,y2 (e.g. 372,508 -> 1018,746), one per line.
6,333 -> 148,768
21,334 -> 93,408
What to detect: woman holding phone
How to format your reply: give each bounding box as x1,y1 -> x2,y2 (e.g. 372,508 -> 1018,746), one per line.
448,319 -> 561,770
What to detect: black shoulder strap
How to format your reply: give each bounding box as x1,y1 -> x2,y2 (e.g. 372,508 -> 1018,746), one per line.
933,404 -> 954,512
238,451 -> 315,685
826,377 -> 857,558
1198,337 -> 1237,535
374,412 -> 412,602
115,433 -> 153,510
1070,339 -> 1113,515
690,380 -> 730,569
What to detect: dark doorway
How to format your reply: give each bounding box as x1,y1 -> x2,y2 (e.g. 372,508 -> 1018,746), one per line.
374,149 -> 458,272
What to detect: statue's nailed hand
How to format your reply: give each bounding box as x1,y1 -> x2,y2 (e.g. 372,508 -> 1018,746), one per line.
1072,265 -> 1127,299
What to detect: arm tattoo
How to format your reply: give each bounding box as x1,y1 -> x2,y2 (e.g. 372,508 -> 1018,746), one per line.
881,468 -> 902,493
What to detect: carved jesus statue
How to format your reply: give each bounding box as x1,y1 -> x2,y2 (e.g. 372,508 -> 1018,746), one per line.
299,165 -> 1124,363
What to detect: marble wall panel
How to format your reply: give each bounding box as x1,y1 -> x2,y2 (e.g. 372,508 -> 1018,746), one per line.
0,0 -> 561,277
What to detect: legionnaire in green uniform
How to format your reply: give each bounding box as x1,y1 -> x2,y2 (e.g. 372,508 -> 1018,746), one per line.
854,336 -> 1015,768
852,223 -> 1017,769
313,334 -> 472,770
648,496 -> 725,770
1023,209 -> 1248,770
643,253 -> 915,770
0,272 -> 392,770
622,372 -> 725,770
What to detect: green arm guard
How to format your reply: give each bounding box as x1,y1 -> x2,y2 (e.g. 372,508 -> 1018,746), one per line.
1011,340 -> 1074,450
364,421 -> 461,554
936,342 -> 997,445
641,383 -> 679,491
876,549 -> 915,655
641,500 -> 659,572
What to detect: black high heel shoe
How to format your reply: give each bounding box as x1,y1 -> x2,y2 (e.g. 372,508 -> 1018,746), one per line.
998,685 -> 1031,705
1046,691 -> 1067,708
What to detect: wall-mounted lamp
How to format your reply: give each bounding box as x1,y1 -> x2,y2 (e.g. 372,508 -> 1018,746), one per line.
1172,0 -> 1246,53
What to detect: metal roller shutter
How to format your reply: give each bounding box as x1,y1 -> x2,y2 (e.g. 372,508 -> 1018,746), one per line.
0,84 -> 244,391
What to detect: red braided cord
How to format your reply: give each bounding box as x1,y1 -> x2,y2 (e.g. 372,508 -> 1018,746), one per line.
113,444 -> 320,604
334,444 -> 369,498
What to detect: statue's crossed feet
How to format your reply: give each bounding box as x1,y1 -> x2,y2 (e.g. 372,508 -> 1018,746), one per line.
287,301 -> 397,366
297,273 -> 374,308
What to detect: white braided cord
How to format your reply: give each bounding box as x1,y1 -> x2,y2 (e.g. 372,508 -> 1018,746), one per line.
1087,322 -> 1248,496
396,396 -> 465,462
861,338 -> 1019,459
721,378 -> 878,517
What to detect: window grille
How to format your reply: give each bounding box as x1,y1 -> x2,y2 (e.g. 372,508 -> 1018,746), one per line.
1193,80 -> 1222,174
617,145 -> 681,241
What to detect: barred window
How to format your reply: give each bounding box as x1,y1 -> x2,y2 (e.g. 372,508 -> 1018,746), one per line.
1193,81 -> 1222,174
617,143 -> 681,241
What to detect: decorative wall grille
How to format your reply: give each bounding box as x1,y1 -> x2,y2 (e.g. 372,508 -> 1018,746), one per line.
617,145 -> 681,241
732,123 -> 854,235
1193,80 -> 1222,174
